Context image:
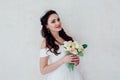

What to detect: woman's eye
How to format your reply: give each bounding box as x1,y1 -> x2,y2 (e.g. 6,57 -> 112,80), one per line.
51,20 -> 55,23
57,18 -> 60,21
51,18 -> 60,23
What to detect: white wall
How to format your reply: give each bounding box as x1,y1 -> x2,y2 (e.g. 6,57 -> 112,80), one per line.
0,0 -> 120,80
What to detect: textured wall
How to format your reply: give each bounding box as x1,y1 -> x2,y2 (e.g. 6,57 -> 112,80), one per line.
0,0 -> 120,80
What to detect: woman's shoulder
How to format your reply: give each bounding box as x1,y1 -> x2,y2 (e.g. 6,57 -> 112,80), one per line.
40,39 -> 50,57
41,38 -> 46,49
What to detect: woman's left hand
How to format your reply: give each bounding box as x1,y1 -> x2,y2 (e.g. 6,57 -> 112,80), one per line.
73,55 -> 80,66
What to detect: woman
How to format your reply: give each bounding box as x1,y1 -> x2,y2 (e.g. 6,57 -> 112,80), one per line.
40,10 -> 83,80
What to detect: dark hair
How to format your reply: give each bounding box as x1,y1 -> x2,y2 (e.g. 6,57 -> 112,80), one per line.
40,10 -> 73,55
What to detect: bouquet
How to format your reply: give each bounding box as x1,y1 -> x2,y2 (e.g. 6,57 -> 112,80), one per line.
63,41 -> 87,71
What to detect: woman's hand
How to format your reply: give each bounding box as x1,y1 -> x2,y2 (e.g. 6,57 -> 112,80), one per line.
73,55 -> 80,66
62,54 -> 80,66
62,55 -> 74,63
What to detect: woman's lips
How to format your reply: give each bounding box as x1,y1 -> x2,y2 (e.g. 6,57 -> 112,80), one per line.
56,25 -> 61,28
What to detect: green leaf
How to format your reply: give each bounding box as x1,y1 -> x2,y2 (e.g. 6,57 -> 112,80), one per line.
66,51 -> 73,55
67,63 -> 74,71
82,44 -> 88,49
78,51 -> 84,56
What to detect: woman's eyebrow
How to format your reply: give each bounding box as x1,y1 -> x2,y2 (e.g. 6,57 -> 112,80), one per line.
50,19 -> 55,21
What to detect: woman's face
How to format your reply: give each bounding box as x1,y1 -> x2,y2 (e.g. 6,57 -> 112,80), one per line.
46,13 -> 62,32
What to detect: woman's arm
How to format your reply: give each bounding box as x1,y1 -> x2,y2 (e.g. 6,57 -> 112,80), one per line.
39,39 -> 64,75
40,54 -> 78,75
39,39 -> 79,75
40,56 -> 64,75
40,54 -> 80,75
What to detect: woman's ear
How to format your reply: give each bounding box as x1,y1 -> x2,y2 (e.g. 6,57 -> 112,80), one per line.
46,24 -> 48,29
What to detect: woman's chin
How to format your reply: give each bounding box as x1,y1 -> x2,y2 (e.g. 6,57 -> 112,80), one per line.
58,28 -> 62,31
55,27 -> 62,31
52,28 -> 62,32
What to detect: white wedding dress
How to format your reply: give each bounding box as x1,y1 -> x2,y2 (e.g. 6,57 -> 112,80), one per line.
40,45 -> 83,80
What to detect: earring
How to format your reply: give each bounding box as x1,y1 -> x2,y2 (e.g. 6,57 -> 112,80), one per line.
47,29 -> 50,33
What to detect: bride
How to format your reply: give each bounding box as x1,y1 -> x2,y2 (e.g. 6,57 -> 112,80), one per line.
39,10 -> 83,80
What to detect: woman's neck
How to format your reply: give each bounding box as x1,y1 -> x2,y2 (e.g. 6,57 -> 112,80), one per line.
51,31 -> 64,45
51,31 -> 60,39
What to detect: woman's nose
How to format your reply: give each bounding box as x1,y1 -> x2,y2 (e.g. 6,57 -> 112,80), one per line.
56,21 -> 60,25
